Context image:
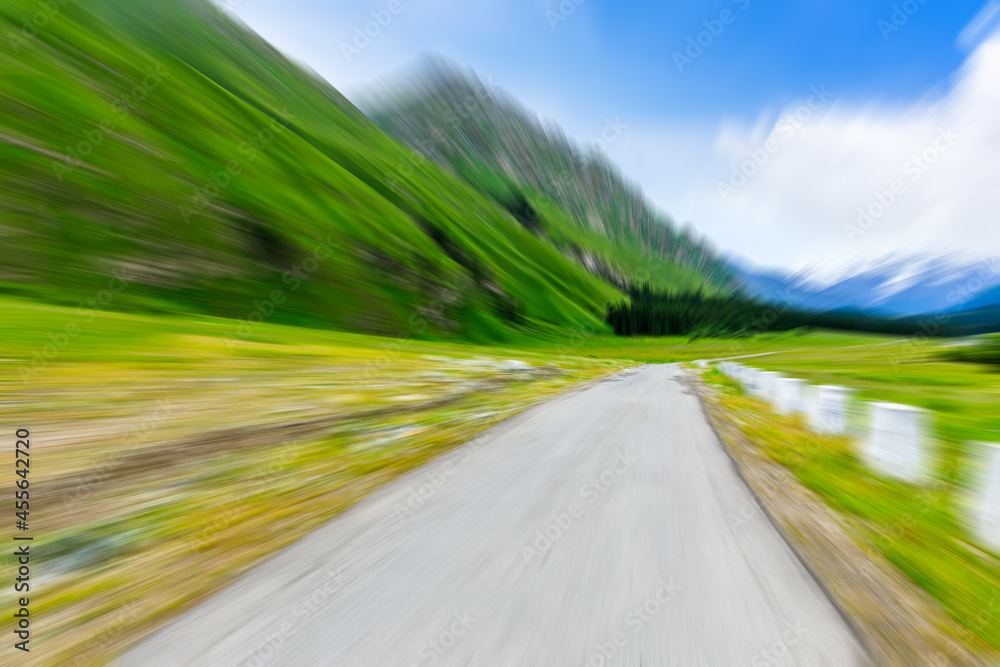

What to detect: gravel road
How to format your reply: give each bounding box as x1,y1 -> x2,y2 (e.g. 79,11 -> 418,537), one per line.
121,364 -> 868,666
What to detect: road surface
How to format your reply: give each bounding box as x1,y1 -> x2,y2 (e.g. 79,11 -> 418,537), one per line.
122,364 -> 868,666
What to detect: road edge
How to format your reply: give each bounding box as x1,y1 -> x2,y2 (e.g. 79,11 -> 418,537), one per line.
685,367 -> 994,666
681,368 -> 881,667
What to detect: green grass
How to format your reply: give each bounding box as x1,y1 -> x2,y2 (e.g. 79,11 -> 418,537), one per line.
521,328 -> 891,364
0,0 -> 628,344
730,336 -> 1000,487
6,291 -> 999,660
697,337 -> 1000,656
0,295 -> 634,664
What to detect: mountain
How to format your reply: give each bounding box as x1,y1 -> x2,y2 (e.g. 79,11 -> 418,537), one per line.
0,0 -> 629,342
365,58 -> 736,296
734,254 -> 1000,320
960,282 -> 1000,313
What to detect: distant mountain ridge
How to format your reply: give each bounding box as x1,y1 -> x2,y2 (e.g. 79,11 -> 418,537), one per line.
734,254 -> 1000,319
366,58 -> 736,296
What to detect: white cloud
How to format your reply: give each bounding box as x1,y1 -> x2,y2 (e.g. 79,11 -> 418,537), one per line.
608,30 -> 1000,273
958,0 -> 1000,50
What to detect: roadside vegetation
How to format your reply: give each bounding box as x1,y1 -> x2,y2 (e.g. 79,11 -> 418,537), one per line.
942,334 -> 1000,366
0,295 -> 633,664
697,336 -> 1000,659
5,286 -> 1000,663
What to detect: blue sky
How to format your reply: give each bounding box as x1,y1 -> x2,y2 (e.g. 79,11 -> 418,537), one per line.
228,0 -> 1000,272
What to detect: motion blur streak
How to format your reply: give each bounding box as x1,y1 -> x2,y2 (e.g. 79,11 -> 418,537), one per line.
123,365 -> 866,666
2,0 -> 999,664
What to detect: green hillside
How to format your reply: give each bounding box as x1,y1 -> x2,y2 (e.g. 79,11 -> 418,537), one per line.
368,58 -> 737,296
0,0 -> 627,342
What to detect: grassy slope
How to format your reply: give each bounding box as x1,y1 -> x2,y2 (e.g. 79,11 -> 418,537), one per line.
367,60 -> 736,295
528,196 -> 715,294
0,0 -> 621,342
